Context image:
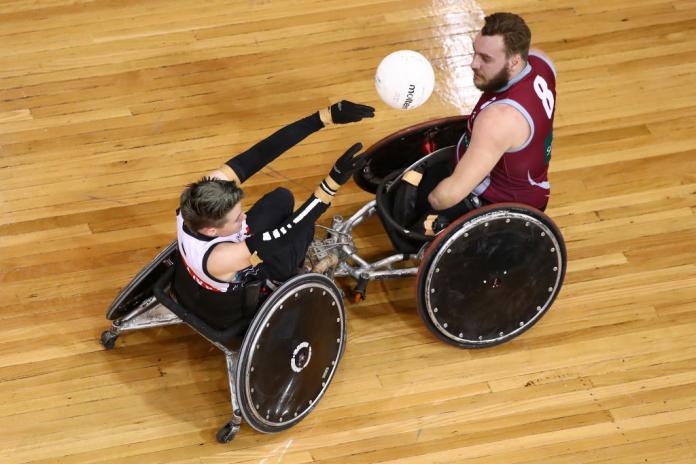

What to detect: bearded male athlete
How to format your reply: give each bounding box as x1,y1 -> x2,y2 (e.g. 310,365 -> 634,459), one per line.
410,12 -> 556,233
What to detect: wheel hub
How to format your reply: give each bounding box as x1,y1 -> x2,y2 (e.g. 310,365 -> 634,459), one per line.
291,342 -> 312,372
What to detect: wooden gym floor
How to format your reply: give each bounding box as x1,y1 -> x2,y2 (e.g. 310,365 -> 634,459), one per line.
1,0 -> 696,462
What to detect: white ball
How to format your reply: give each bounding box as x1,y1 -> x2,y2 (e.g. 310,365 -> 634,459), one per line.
375,50 -> 435,110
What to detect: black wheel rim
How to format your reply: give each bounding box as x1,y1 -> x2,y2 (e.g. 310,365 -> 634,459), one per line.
417,206 -> 566,347
236,273 -> 346,432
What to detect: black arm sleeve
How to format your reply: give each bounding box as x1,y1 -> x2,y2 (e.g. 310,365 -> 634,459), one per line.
225,112 -> 324,183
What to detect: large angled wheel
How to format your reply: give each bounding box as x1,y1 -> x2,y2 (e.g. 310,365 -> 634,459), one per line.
236,273 -> 346,433
106,240 -> 177,320
416,204 -> 566,348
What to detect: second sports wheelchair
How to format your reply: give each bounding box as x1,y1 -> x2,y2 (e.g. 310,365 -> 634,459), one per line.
100,115 -> 566,443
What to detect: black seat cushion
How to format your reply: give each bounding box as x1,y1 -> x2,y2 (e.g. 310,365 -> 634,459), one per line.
172,257 -> 251,332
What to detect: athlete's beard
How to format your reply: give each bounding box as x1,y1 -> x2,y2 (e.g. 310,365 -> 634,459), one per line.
474,65 -> 511,93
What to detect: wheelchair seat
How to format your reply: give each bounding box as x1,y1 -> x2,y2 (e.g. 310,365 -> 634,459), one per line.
375,145 -> 459,254
153,266 -> 248,345
171,254 -> 263,334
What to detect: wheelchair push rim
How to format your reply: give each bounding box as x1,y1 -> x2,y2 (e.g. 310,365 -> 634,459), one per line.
416,203 -> 566,348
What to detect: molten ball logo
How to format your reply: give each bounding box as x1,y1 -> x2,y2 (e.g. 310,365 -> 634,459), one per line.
402,84 -> 417,109
375,50 -> 434,110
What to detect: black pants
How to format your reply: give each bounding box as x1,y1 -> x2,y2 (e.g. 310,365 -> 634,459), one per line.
246,187 -> 314,282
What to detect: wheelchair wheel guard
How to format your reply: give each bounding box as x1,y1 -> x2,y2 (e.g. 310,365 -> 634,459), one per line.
236,273 -> 346,433
106,240 -> 177,320
416,204 -> 566,348
354,115 -> 468,193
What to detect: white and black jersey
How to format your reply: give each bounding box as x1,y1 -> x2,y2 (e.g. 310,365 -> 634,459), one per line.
176,211 -> 258,292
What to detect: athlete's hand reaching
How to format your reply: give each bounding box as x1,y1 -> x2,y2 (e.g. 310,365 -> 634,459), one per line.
320,101 -> 375,125
328,143 -> 368,185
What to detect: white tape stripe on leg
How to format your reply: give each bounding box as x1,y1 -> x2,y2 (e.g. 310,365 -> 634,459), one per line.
293,198 -> 322,224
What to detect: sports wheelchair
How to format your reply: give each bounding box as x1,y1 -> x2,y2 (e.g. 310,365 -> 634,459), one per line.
100,115 -> 566,443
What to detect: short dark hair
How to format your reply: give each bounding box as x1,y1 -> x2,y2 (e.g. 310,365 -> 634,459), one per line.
481,12 -> 531,62
179,177 -> 243,231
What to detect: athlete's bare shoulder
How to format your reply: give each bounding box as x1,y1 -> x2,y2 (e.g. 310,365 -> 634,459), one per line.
474,104 -> 529,153
207,241 -> 253,282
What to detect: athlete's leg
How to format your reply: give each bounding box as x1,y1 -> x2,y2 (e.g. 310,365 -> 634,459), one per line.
245,142 -> 365,282
247,191 -> 333,283
259,220 -> 315,283
245,187 -> 294,233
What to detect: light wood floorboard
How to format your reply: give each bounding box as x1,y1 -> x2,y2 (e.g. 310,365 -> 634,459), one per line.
1,0 -> 695,462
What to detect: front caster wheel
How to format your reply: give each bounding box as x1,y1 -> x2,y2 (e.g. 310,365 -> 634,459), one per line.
100,330 -> 119,350
216,421 -> 238,443
352,276 -> 368,303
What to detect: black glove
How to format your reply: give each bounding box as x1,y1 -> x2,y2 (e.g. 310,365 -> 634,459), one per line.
328,143 -> 368,185
329,100 -> 375,124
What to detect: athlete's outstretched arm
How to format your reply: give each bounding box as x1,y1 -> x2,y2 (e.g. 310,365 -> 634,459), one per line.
209,101 -> 374,184
205,143 -> 365,279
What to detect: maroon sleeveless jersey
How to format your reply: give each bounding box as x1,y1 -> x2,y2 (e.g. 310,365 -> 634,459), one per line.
456,53 -> 557,210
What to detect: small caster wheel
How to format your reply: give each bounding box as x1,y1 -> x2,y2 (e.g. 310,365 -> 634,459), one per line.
352,276 -> 368,303
216,421 -> 237,444
100,330 -> 118,350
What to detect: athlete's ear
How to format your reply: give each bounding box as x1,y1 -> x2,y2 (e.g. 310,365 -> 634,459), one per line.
509,54 -> 519,69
